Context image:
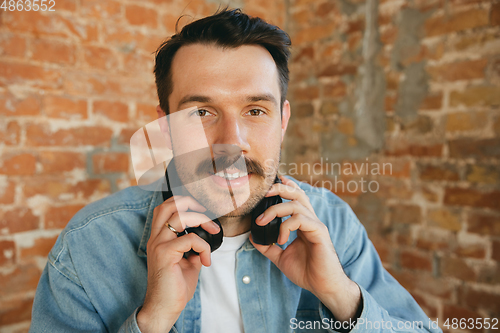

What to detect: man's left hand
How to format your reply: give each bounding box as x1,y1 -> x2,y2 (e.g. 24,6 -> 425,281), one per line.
250,176 -> 361,322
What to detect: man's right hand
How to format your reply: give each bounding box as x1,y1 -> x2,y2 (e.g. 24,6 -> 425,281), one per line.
137,195 -> 220,333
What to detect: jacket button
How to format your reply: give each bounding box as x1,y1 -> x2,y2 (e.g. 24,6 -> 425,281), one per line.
242,276 -> 251,284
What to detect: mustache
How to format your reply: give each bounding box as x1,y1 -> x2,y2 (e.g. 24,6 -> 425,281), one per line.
196,155 -> 265,178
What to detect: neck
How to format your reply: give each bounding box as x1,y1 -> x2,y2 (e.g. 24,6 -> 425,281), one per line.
219,214 -> 251,237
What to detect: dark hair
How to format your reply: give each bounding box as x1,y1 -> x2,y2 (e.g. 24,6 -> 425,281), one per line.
154,8 -> 291,114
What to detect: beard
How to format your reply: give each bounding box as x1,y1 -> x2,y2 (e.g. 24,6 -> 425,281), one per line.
173,148 -> 280,219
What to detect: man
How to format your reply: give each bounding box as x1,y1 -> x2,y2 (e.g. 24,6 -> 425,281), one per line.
30,8 -> 441,333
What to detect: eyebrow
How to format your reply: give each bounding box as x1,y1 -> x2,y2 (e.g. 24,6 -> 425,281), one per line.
176,93 -> 279,110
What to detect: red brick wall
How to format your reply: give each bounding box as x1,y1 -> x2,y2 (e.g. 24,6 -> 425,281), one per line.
0,1 -> 284,331
284,0 -> 500,331
1,0 -> 498,331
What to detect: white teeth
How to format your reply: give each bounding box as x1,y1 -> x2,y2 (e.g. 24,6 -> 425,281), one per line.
214,171 -> 248,180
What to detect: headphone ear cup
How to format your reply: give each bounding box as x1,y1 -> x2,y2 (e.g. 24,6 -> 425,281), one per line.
251,195 -> 282,245
183,218 -> 223,256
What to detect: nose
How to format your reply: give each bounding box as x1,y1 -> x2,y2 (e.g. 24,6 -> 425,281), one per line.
211,115 -> 250,157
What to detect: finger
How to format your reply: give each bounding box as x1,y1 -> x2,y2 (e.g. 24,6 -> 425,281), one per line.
249,235 -> 284,267
151,196 -> 207,241
265,182 -> 314,212
255,200 -> 310,226
276,214 -> 328,245
159,232 -> 212,267
167,211 -> 219,234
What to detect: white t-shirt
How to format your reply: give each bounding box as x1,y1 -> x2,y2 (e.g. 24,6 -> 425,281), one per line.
200,232 -> 250,333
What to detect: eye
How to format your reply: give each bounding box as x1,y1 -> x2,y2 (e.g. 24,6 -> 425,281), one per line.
248,109 -> 265,116
192,109 -> 211,117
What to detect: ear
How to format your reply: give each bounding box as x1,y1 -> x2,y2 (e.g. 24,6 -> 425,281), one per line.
156,105 -> 172,150
280,100 -> 291,143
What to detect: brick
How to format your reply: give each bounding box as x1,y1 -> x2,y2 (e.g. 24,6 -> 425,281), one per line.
421,186 -> 439,203
466,164 -> 500,184
123,52 -> 154,75
0,180 -> 16,204
400,250 -> 432,271
452,30 -> 497,51
445,111 -> 488,132
316,2 -> 337,17
0,297 -> 34,326
293,46 -> 314,63
494,115 -> 500,135
386,160 -> 411,178
81,0 -> 122,19
295,103 -> 314,118
118,128 -> 136,145
0,94 -> 41,116
401,116 -> 432,134
441,256 -> 476,281
428,208 -> 462,231
293,22 -> 336,45
39,151 -> 85,174
458,286 -> 500,313
24,179 -> 110,200
492,2 -> 500,26
292,86 -> 319,101
0,208 -> 39,234
385,143 -> 443,157
92,152 -> 130,174
427,58 -> 488,82
0,121 -> 21,145
450,85 -> 500,107
442,304 -> 482,330
468,212 -> 500,237
0,240 -> 16,265
83,46 -> 119,70
323,81 -> 347,98
425,9 -> 489,37
0,153 -> 36,176
455,243 -> 486,259
477,264 -> 500,284
45,205 -> 84,229
0,34 -> 27,58
385,95 -> 395,112
387,268 -> 416,291
43,95 -> 87,119
125,5 -> 158,28
26,123 -> 113,147
449,138 -> 500,159
320,101 -> 338,115
418,163 -> 459,182
0,61 -> 61,84
103,26 -> 165,54
444,187 -> 500,211
0,264 -> 40,298
319,63 -> 358,77
415,274 -> 454,300
416,234 -> 450,251
20,236 -> 58,259
493,240 -> 500,262
31,38 -> 75,65
56,0 -> 78,11
390,204 -> 421,225
93,100 -> 129,122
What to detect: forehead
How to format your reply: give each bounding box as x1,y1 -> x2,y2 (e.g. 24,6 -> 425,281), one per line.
169,43 -> 280,109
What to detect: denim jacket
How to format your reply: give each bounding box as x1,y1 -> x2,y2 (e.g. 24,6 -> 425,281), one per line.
30,177 -> 441,333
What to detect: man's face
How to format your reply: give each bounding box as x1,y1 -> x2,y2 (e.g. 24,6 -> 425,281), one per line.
163,43 -> 290,218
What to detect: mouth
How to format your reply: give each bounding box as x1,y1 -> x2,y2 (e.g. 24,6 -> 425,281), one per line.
209,168 -> 251,188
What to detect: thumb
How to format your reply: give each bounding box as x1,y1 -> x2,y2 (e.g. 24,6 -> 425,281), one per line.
249,235 -> 283,268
